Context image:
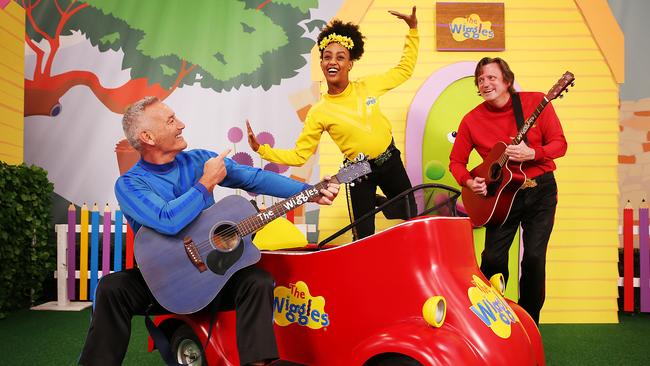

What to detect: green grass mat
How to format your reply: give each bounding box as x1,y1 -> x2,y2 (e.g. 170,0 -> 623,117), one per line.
1,308 -> 649,365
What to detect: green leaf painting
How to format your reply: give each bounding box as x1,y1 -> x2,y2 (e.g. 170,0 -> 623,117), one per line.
25,0 -> 321,92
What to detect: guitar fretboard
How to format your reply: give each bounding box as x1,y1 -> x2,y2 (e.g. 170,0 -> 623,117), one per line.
497,96 -> 550,167
235,178 -> 339,236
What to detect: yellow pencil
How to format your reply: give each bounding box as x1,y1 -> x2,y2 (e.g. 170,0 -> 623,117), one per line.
79,203 -> 89,300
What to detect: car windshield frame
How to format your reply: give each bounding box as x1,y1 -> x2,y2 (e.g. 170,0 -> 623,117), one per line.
317,183 -> 462,248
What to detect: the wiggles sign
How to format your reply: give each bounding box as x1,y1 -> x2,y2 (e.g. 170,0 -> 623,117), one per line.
436,2 -> 505,51
449,14 -> 495,42
273,281 -> 330,329
467,275 -> 519,338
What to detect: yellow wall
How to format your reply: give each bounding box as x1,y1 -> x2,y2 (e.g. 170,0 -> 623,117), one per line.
316,0 -> 620,323
0,1 -> 25,164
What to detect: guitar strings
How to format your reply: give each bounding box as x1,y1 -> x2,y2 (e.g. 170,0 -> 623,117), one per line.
186,179 -> 333,252
176,164 -> 366,256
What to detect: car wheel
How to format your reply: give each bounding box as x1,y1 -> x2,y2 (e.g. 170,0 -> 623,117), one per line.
170,324 -> 206,366
365,353 -> 423,366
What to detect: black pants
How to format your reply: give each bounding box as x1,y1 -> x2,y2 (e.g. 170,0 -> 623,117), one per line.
79,266 -> 278,366
349,148 -> 414,239
480,172 -> 557,324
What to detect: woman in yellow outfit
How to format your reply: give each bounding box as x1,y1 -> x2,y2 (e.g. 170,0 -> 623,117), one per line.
248,6 -> 418,239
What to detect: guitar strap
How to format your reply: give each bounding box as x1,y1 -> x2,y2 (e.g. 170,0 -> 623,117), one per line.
511,92 -> 527,143
144,306 -> 186,366
143,298 -> 219,366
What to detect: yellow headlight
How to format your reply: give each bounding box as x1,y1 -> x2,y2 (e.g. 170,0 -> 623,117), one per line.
490,273 -> 506,295
422,296 -> 446,328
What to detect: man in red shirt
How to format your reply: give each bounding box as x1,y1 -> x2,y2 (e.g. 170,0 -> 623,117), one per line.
449,57 -> 567,324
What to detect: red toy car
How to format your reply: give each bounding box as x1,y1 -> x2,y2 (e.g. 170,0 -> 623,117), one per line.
151,184 -> 545,366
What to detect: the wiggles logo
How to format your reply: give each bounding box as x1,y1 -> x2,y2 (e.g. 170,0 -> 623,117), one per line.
273,281 -> 330,329
467,275 -> 518,338
449,14 -> 495,42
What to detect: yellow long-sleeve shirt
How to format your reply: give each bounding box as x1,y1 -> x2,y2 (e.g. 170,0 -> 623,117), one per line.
258,28 -> 419,165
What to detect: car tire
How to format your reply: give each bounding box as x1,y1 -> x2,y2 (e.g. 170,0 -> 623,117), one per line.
170,324 -> 207,366
365,353 -> 423,366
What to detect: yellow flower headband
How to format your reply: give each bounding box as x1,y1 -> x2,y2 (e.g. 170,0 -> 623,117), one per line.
318,33 -> 354,50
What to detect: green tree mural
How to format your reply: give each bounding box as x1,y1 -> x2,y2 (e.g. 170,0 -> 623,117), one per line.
23,0 -> 323,116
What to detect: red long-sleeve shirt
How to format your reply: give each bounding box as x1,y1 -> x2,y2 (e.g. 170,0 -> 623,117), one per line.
449,92 -> 567,186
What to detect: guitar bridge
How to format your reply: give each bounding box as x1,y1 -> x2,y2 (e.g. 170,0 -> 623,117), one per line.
183,237 -> 207,273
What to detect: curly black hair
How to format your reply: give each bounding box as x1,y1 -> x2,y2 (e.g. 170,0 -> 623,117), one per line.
317,20 -> 365,61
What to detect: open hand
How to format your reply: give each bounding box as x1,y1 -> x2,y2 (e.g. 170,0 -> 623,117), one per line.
246,120 -> 260,152
388,6 -> 417,29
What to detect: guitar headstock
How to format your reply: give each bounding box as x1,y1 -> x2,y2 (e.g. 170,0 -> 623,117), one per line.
546,71 -> 575,101
335,156 -> 372,184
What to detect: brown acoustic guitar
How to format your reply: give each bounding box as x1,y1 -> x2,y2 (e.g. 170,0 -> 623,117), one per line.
462,71 -> 575,227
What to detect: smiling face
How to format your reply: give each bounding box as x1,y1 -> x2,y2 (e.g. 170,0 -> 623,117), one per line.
320,42 -> 353,94
140,102 -> 187,163
477,63 -> 512,108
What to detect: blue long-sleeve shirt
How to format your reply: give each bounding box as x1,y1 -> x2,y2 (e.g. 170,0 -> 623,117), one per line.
115,149 -> 310,235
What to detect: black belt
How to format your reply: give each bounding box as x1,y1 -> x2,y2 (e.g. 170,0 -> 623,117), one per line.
368,140 -> 397,167
521,171 -> 554,189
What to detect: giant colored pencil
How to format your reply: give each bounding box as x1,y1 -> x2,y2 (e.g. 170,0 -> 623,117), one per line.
90,203 -> 99,301
114,208 -> 123,272
126,223 -> 134,269
102,204 -> 111,277
67,203 -> 76,300
640,199 -> 649,312
624,200 -> 634,312
79,203 -> 89,300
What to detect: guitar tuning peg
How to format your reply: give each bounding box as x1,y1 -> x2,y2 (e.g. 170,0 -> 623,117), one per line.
558,94 -> 564,99
570,82 -> 575,87
350,182 -> 355,187
565,88 -> 569,92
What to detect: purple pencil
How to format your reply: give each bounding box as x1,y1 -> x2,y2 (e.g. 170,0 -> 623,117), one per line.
67,203 -> 76,300
640,199 -> 649,313
102,204 -> 111,277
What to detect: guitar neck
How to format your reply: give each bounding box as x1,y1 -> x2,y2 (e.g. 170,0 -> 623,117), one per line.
497,96 -> 550,167
511,96 -> 549,145
235,176 -> 340,236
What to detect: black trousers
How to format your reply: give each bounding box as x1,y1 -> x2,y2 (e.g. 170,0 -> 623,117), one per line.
349,148 -> 414,239
79,266 -> 278,366
480,172 -> 557,324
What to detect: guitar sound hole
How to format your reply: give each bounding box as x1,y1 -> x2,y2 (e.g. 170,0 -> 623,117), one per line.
489,164 -> 502,181
210,223 -> 241,253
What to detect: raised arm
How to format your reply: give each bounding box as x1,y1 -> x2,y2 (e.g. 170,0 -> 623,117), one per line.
253,113 -> 325,167
364,6 -> 419,95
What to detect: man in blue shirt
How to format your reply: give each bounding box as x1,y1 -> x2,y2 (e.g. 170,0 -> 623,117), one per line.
79,96 -> 339,366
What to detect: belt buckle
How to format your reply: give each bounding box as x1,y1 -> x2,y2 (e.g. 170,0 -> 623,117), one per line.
521,178 -> 537,189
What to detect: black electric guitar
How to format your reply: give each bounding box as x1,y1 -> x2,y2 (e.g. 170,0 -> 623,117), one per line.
135,160 -> 371,314
462,72 -> 575,227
